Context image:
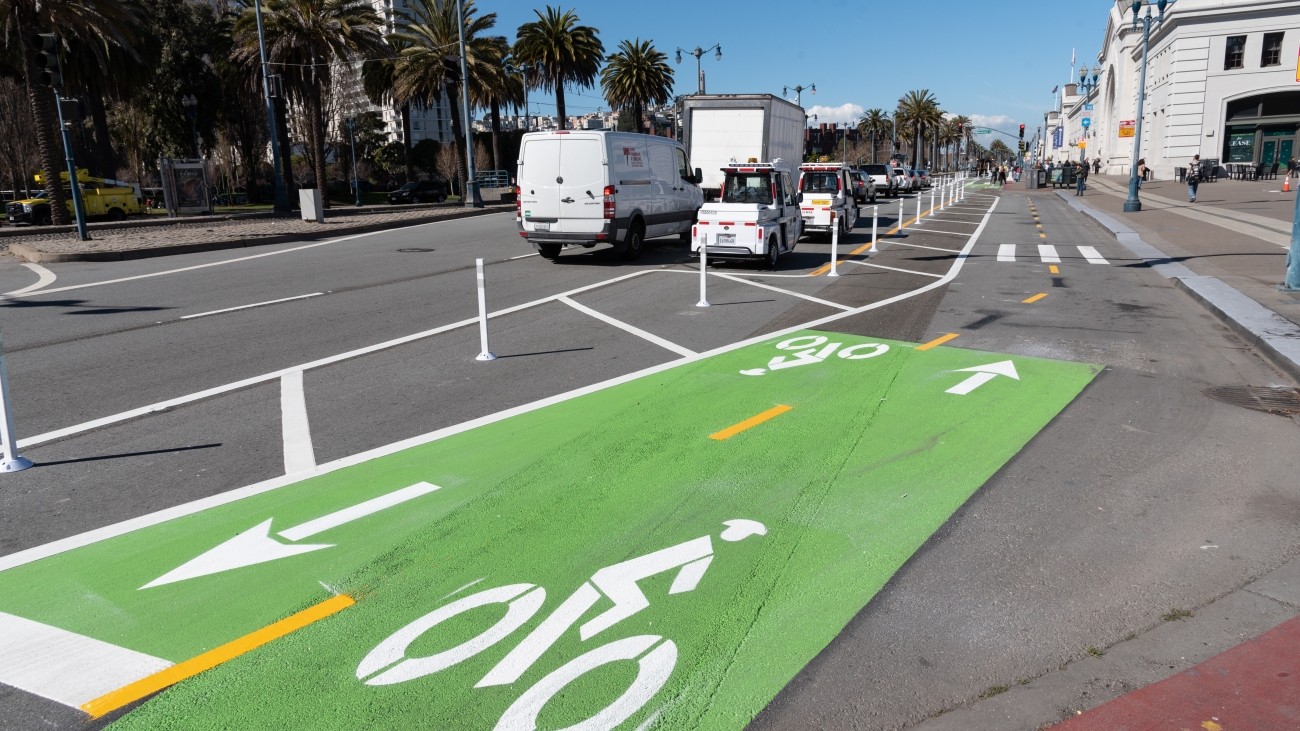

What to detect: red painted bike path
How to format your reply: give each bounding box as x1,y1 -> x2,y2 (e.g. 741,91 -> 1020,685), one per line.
1051,614 -> 1300,730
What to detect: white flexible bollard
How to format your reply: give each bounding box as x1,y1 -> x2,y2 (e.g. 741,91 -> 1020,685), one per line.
696,237 -> 710,308
929,188 -> 936,216
898,197 -> 905,228
870,205 -> 879,253
0,330 -> 32,472
828,211 -> 840,277
915,195 -> 922,225
474,258 -> 496,361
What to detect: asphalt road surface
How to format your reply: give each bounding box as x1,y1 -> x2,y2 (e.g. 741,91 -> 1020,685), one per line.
1,181 -> 1296,730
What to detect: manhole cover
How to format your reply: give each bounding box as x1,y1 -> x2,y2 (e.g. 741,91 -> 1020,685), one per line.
1203,386 -> 1300,416
397,247 -> 435,253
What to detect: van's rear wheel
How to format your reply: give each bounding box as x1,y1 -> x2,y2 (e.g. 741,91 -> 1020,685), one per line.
538,243 -> 561,260
765,234 -> 780,270
621,221 -> 645,261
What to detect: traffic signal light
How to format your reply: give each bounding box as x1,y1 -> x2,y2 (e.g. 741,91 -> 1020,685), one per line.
30,34 -> 61,88
1018,124 -> 1025,139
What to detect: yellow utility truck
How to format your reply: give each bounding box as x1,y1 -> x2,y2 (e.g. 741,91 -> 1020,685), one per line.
6,170 -> 142,225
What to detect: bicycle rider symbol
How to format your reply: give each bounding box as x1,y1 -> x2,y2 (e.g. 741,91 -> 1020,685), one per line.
357,519 -> 768,730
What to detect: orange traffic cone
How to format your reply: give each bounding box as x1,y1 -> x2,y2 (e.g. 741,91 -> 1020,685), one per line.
1285,174 -> 1292,193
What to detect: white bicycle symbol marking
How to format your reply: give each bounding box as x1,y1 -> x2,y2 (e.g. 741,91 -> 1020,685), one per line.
356,519 -> 768,730
740,335 -> 890,376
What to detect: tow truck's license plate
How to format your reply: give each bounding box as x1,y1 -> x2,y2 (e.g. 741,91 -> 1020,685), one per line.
813,199 -> 830,206
533,222 -> 550,231
716,233 -> 735,244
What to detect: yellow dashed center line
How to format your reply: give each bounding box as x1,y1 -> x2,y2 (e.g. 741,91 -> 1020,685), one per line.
917,333 -> 960,351
1038,233 -> 1047,239
1049,265 -> 1060,274
1023,293 -> 1048,304
82,594 -> 356,718
710,404 -> 793,440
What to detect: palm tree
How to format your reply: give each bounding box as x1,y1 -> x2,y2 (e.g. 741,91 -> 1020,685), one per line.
856,108 -> 889,164
469,35 -> 515,172
896,89 -> 941,170
1,0 -> 139,224
512,6 -> 603,131
388,0 -> 500,196
233,0 -> 385,203
947,115 -> 971,170
360,37 -> 416,182
600,39 -> 673,135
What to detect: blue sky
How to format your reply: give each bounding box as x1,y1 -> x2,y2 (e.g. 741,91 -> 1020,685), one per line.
483,0 -> 1109,142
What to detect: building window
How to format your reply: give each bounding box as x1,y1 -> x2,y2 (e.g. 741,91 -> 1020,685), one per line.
1262,32 -> 1284,67
1225,35 -> 1246,70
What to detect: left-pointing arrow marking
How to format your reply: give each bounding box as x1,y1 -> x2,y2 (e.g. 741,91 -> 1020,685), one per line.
141,482 -> 441,589
945,360 -> 1020,396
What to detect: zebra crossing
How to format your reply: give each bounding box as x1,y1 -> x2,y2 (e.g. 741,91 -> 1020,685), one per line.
994,243 -> 1109,265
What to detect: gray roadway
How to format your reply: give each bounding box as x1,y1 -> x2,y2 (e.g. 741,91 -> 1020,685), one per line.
1,183 -> 1297,730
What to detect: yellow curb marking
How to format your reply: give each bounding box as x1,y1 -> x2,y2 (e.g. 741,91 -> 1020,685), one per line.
82,594 -> 356,718
710,405 -> 793,441
917,333 -> 960,351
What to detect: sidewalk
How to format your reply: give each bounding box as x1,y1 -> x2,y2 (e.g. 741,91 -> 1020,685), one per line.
0,203 -> 512,263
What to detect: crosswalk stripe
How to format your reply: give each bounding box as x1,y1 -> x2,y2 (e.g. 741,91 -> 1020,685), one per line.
1038,245 -> 1060,263
997,244 -> 1016,262
1077,245 -> 1109,264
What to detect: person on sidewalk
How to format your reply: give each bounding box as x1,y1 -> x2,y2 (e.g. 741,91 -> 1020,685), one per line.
1076,159 -> 1089,196
1137,158 -> 1146,189
1187,154 -> 1201,203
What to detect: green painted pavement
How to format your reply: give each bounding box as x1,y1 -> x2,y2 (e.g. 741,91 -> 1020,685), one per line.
0,330 -> 1098,729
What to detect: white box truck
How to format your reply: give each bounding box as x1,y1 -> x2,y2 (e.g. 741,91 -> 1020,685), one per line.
680,94 -> 806,201
516,130 -> 702,261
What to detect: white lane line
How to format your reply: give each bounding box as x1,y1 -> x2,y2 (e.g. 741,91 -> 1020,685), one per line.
4,263 -> 57,296
279,370 -> 316,475
904,228 -> 970,237
926,212 -> 986,218
1077,245 -> 1109,264
0,611 -> 173,707
510,253 -> 537,260
844,260 -> 944,278
4,213 -> 514,299
15,268 -> 657,450
888,242 -> 962,253
557,296 -> 696,357
0,198 -> 1004,573
681,270 -> 854,311
997,244 -> 1017,262
1038,245 -> 1061,263
181,292 -> 324,320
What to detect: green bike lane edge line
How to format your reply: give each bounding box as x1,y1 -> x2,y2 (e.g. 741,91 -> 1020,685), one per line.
0,329 -> 1099,730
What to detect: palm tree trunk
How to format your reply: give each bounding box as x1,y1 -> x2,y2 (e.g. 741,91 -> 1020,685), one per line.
489,99 -> 502,172
85,81 -> 116,176
18,22 -> 71,226
555,84 -> 567,130
447,85 -> 467,195
401,102 -> 414,182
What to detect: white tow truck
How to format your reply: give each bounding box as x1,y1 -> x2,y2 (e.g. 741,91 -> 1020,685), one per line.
691,160 -> 802,269
797,162 -> 858,238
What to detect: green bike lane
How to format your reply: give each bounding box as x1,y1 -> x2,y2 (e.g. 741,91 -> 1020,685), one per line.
0,329 -> 1098,729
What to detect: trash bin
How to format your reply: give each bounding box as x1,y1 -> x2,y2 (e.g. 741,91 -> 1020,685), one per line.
299,188 -> 324,223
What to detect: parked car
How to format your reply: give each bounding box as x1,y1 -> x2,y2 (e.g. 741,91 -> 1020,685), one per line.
848,170 -> 877,204
902,168 -> 921,192
388,180 -> 447,204
859,164 -> 898,198
914,169 -> 931,188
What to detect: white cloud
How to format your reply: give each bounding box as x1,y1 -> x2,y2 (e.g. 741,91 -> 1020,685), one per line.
969,113 -> 1017,128
805,103 -> 865,126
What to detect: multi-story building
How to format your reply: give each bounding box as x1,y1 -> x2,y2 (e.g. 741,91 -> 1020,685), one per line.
1059,0 -> 1300,179
351,0 -> 454,146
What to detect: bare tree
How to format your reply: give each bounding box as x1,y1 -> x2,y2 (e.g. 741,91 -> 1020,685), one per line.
0,78 -> 41,196
436,144 -> 460,196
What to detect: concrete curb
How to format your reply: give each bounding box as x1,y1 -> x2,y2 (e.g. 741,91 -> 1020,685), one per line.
1059,190 -> 1300,383
6,205 -> 512,264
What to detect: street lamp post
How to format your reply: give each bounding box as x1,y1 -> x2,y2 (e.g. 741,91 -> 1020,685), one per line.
1123,0 -> 1173,213
1077,65 -> 1099,163
181,95 -> 199,158
455,0 -> 482,208
675,44 -> 721,95
504,60 -> 535,132
346,116 -> 361,207
253,0 -> 289,212
783,83 -> 815,109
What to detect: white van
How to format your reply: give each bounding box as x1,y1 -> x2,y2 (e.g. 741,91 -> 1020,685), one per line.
797,162 -> 858,238
516,130 -> 703,260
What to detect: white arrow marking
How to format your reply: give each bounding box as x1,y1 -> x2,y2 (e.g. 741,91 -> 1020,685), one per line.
141,482 -> 441,589
945,360 -> 1020,396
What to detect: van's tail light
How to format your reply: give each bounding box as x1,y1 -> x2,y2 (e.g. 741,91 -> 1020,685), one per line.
515,186 -> 521,219
603,185 -> 616,219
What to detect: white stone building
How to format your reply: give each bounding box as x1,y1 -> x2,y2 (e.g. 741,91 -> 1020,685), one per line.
1052,0 -> 1300,180
348,0 -> 454,146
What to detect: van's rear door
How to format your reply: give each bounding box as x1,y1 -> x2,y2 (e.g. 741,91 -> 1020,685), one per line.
518,134 -> 605,235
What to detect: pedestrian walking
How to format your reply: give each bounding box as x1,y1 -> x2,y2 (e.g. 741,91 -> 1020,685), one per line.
1093,158 -> 1101,174
1137,158 -> 1146,189
1076,159 -> 1089,196
1187,154 -> 1201,202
